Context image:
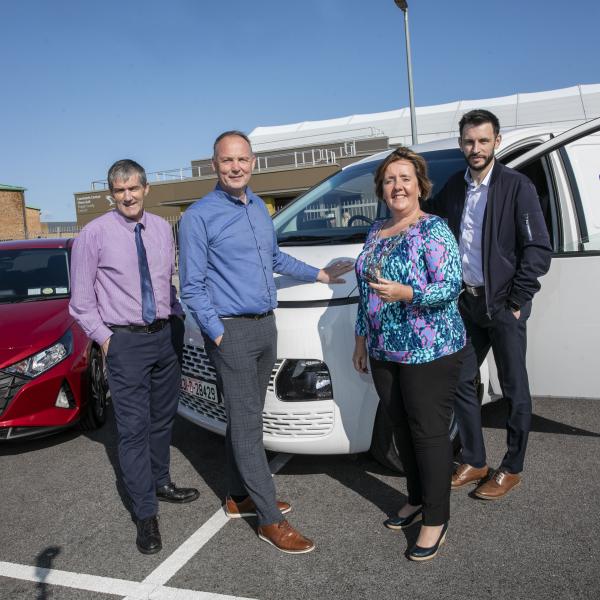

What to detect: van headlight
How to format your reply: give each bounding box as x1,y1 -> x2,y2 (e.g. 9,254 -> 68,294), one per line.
5,330 -> 73,378
275,359 -> 333,401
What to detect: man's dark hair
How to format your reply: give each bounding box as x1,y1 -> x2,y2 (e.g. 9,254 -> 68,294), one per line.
459,109 -> 500,138
107,159 -> 147,191
212,130 -> 253,158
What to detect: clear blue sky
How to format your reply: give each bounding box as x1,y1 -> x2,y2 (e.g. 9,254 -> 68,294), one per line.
1,0 -> 598,221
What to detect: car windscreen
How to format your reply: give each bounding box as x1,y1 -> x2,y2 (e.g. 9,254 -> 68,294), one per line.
0,248 -> 70,303
274,148 -> 466,245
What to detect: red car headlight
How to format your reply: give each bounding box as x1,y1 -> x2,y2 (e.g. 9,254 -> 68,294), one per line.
4,330 -> 73,379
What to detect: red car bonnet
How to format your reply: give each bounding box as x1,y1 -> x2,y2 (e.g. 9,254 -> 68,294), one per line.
0,298 -> 73,368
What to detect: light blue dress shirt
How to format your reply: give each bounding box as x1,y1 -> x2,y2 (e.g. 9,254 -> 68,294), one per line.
178,184 -> 319,341
459,164 -> 493,286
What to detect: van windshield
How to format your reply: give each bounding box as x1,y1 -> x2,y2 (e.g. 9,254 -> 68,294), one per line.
274,148 -> 466,245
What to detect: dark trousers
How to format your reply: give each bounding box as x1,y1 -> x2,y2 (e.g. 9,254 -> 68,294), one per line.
105,320 -> 183,521
370,350 -> 463,526
203,315 -> 282,526
454,293 -> 532,474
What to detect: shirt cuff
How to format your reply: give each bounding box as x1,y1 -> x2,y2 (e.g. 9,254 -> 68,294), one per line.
204,317 -> 224,342
308,265 -> 321,282
90,324 -> 113,346
410,284 -> 424,305
355,320 -> 367,337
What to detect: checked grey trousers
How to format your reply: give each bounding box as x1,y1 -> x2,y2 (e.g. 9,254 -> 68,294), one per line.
203,314 -> 283,526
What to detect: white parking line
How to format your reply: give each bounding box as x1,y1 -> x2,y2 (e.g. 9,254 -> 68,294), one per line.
140,509 -> 229,587
0,453 -> 292,600
133,453 -> 292,590
0,561 -> 253,599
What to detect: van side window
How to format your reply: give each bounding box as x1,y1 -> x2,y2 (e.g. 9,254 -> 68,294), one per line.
560,135 -> 600,252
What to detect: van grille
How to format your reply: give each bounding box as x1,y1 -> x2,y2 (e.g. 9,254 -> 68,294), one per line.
179,391 -> 228,423
263,410 -> 335,437
179,345 -> 333,436
181,344 -> 218,383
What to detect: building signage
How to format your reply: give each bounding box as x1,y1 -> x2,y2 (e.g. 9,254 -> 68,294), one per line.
75,192 -> 114,215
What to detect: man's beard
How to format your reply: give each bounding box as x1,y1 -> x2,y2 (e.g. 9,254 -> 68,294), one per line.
467,151 -> 494,173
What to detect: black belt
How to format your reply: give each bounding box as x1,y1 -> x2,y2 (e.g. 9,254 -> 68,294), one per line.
463,284 -> 485,297
222,310 -> 273,320
108,319 -> 169,334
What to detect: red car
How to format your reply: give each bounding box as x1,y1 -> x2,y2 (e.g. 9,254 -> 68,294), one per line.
0,238 -> 108,440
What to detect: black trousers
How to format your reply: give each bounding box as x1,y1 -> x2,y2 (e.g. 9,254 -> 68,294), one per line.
370,350 -> 463,526
105,319 -> 183,521
454,293 -> 532,474
203,315 -> 282,526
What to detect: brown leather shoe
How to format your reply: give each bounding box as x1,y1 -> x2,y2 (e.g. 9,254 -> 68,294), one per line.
224,496 -> 291,519
474,469 -> 521,500
257,520 -> 315,554
451,464 -> 490,489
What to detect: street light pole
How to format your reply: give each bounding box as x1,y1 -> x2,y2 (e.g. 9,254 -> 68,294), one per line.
394,0 -> 418,145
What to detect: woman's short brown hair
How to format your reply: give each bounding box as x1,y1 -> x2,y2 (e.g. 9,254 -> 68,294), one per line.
373,146 -> 433,201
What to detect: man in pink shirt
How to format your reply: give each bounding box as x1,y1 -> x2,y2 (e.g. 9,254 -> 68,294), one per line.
70,159 -> 198,555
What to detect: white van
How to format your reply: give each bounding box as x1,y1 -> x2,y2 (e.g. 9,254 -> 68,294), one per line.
178,118 -> 600,471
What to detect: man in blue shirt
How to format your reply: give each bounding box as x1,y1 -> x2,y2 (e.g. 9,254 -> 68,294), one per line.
179,131 -> 352,554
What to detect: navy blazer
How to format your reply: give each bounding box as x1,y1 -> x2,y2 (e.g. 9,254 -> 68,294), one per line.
425,161 -> 552,316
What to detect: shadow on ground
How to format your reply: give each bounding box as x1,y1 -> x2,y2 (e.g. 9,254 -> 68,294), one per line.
481,397 -> 600,437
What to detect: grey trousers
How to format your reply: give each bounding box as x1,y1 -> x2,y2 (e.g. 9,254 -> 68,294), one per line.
203,314 -> 282,526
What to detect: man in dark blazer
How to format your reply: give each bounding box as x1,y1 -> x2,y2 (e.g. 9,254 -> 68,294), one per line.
426,109 -> 552,499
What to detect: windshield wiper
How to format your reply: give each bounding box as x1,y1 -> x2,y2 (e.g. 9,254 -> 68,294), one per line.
278,231 -> 366,246
325,231 -> 367,244
278,234 -> 333,245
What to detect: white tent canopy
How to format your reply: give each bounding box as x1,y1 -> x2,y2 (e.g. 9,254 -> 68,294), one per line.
249,84 -> 600,151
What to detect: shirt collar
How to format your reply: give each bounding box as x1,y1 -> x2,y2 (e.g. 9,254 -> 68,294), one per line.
464,160 -> 495,189
215,182 -> 255,205
112,208 -> 147,232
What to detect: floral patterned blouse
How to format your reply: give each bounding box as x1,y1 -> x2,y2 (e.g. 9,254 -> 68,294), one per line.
355,214 -> 465,364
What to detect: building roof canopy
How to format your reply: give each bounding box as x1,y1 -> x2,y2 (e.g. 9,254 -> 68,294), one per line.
249,84 -> 600,151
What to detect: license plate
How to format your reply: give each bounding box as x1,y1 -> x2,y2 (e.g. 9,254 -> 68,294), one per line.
181,375 -> 220,404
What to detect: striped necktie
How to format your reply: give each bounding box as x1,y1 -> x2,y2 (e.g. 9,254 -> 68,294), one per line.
134,223 -> 156,324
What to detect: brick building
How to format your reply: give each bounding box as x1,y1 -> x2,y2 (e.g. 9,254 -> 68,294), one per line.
0,183 -> 43,241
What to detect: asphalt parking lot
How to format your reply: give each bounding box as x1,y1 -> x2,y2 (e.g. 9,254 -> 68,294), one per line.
1,396 -> 599,600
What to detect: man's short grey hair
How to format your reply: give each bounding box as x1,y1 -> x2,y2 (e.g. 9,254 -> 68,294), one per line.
107,159 -> 147,191
212,130 -> 253,158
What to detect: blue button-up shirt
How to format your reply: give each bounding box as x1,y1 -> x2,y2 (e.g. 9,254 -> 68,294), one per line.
179,184 -> 319,340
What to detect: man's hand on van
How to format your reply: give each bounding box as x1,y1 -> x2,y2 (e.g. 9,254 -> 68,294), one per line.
317,259 -> 355,284
353,336 -> 369,374
215,334 -> 223,346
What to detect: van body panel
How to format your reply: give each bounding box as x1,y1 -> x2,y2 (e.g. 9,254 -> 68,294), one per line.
274,244 -> 358,302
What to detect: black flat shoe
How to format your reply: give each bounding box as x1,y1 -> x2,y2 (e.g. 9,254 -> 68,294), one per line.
408,522 -> 448,561
136,516 -> 162,555
384,506 -> 422,530
156,482 -> 200,503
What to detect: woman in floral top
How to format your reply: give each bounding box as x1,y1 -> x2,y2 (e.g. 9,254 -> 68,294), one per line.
353,147 -> 466,561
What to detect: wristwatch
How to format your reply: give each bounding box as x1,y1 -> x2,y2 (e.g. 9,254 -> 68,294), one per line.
507,300 -> 520,312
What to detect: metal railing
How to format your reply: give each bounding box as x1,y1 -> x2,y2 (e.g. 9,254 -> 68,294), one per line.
250,127 -> 385,151
89,135 -> 383,190
91,168 -> 197,191
303,196 -> 379,225
1,228 -> 81,242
